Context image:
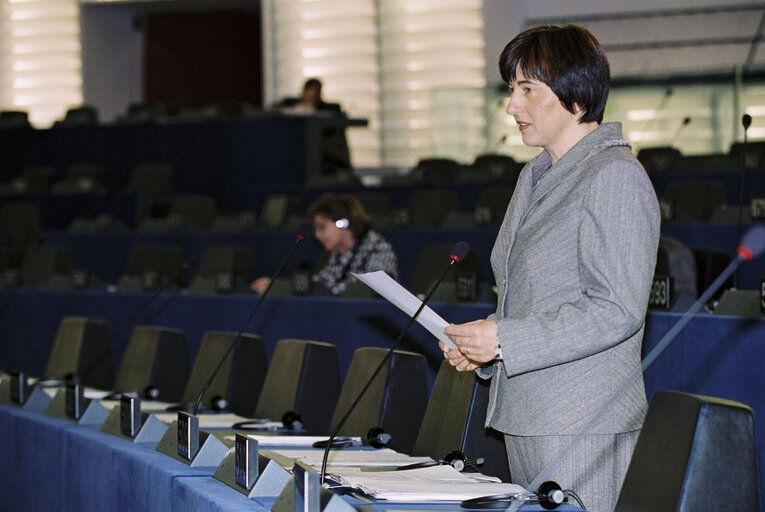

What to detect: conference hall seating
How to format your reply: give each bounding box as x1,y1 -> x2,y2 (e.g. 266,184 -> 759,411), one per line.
0,115 -> 763,510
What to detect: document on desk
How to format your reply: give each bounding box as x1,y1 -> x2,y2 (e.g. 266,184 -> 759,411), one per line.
332,465 -> 527,502
260,447 -> 431,470
150,412 -> 259,428
352,271 -> 456,349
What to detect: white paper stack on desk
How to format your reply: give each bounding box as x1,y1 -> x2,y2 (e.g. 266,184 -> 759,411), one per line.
260,447 -> 528,502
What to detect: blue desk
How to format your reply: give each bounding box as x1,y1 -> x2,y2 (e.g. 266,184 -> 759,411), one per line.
0,404 -> 581,512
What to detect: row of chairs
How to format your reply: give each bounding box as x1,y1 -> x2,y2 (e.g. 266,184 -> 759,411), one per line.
637,141 -> 765,173
29,315 -> 762,511
0,241 -> 492,303
39,315 -> 509,479
0,162 -> 173,196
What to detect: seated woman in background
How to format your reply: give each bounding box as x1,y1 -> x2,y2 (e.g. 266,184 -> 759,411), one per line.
251,194 -> 398,296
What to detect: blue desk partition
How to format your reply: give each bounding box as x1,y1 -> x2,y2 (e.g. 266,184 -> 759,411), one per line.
0,403 -> 217,512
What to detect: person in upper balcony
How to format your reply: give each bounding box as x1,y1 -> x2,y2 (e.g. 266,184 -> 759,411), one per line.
440,24 -> 660,512
276,78 -> 344,116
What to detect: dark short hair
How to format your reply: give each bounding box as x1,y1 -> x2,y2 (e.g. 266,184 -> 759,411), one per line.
499,25 -> 609,124
308,193 -> 371,239
304,78 -> 322,92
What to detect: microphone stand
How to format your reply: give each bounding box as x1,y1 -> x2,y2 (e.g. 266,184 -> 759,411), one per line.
319,247 -> 465,483
735,114 -> 752,289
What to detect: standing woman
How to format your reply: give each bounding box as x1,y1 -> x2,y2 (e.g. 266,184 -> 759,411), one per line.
251,194 -> 398,296
441,25 -> 659,512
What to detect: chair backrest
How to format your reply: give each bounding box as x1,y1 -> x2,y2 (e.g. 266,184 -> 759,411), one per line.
413,360 -> 509,481
406,189 -> 460,227
56,105 -> 98,127
170,194 -> 217,230
409,243 -> 483,297
331,347 -> 428,454
636,146 -> 682,174
255,339 -> 340,434
663,180 -> 726,221
691,247 -> 732,303
0,201 -> 41,266
474,186 -> 514,225
713,289 -> 761,317
43,316 -> 113,390
127,162 -> 175,193
112,325 -> 189,402
188,245 -> 254,294
412,158 -> 462,184
652,236 -> 697,311
20,245 -> 72,287
0,110 -> 31,129
116,244 -> 185,291
259,194 -> 302,230
180,331 -> 267,416
472,153 -> 521,182
614,390 -> 758,512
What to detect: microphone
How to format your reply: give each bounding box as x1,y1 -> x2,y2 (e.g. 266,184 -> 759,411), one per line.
362,449 -> 483,472
511,225 -> 765,510
71,259 -> 194,388
743,113 -> 752,130
191,227 -> 307,416
318,241 -> 469,483
669,116 -> 690,145
735,113 -> 753,288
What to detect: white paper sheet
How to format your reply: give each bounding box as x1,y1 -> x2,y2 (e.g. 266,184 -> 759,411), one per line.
150,412 -> 257,428
221,435 -> 358,447
352,271 -> 456,349
259,447 -> 430,469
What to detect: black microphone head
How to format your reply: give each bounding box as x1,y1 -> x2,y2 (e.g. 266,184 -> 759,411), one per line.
210,395 -> 228,411
743,114 -> 752,129
444,450 -> 467,472
366,427 -> 391,448
450,241 -> 469,263
282,410 -> 302,430
537,481 -> 565,510
738,225 -> 765,260
682,116 -> 691,125
144,385 -> 160,400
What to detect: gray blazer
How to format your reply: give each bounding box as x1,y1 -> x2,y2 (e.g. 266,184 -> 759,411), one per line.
479,123 -> 660,436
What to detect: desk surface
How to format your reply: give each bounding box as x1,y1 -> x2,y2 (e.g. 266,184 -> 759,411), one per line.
0,403 -> 582,512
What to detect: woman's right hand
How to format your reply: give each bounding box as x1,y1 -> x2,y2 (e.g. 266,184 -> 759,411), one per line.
250,277 -> 271,294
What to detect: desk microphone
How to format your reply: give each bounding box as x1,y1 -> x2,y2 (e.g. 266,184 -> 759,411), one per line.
67,258 -> 194,388
492,225 -> 765,512
735,113 -> 753,288
191,227 -> 307,416
669,116 -> 691,145
318,241 -> 469,483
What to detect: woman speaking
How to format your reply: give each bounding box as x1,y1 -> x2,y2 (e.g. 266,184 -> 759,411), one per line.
441,25 -> 660,512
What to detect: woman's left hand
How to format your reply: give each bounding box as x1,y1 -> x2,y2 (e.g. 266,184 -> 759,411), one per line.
443,319 -> 499,364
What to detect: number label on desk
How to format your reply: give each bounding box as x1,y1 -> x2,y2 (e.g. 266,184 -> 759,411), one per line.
648,275 -> 673,310
120,395 -> 141,437
9,371 -> 27,405
65,381 -> 84,420
235,433 -> 259,489
177,412 -> 199,461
